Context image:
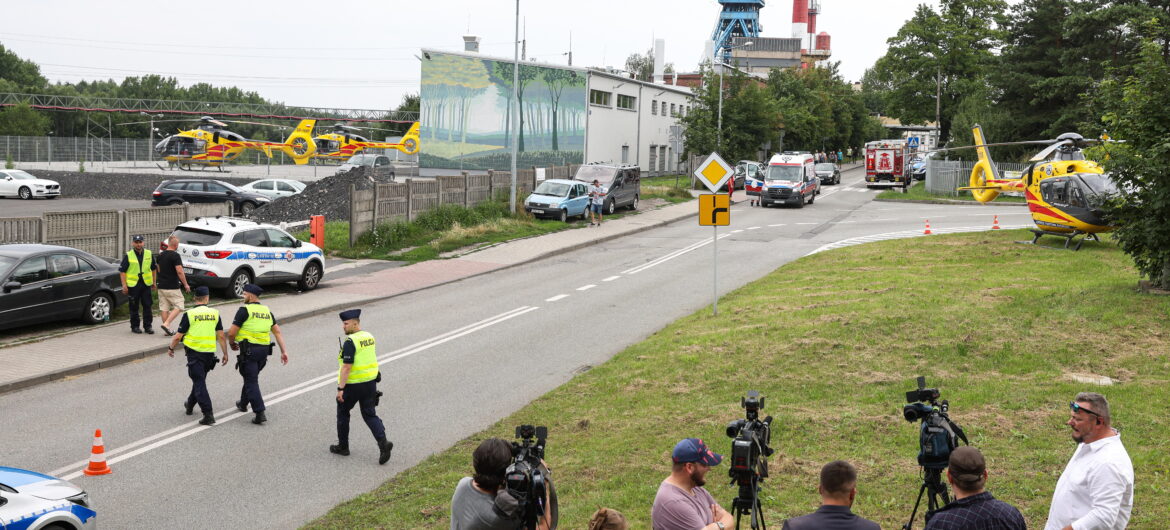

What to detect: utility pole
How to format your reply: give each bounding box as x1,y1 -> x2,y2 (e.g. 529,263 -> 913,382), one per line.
509,0 -> 520,213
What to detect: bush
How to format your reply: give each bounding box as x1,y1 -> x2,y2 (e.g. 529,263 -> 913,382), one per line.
4,153 -> 12,169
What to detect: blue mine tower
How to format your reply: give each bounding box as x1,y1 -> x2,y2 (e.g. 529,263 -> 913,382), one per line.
710,0 -> 764,64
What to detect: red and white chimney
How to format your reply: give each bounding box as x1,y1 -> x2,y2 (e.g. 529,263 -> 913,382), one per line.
791,0 -> 808,39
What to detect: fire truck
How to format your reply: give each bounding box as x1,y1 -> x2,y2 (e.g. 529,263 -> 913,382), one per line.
865,139 -> 911,190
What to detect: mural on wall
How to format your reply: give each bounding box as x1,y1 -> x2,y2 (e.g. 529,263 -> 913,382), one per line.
420,52 -> 586,170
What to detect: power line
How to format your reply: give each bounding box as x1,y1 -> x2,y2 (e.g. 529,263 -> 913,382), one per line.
38,63 -> 419,84
0,31 -> 511,52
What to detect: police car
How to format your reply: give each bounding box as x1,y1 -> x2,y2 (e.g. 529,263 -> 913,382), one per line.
170,217 -> 325,298
0,466 -> 97,529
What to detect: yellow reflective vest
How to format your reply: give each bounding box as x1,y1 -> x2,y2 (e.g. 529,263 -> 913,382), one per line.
339,330 -> 378,384
182,305 -> 220,353
125,250 -> 154,287
236,303 -> 273,345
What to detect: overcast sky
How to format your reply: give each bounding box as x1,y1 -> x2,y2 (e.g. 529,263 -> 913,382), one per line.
3,0 -> 995,111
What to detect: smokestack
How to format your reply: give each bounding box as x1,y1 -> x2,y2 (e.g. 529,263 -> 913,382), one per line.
653,39 -> 665,84
791,0 -> 808,39
462,35 -> 480,53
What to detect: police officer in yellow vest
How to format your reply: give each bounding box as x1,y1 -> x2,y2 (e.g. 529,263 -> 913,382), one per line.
166,286 -> 229,426
226,284 -> 288,425
119,234 -> 160,334
331,309 -> 394,465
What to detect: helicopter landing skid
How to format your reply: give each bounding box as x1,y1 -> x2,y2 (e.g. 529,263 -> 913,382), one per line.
1019,229 -> 1099,251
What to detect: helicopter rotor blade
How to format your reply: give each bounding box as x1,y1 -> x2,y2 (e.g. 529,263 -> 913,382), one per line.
1029,140 -> 1074,162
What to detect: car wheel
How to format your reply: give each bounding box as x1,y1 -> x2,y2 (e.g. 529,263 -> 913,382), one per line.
168,198 -> 183,206
239,202 -> 257,216
629,195 -> 639,210
606,200 -> 615,216
559,209 -> 568,222
18,186 -> 32,200
809,191 -> 816,204
225,269 -> 252,298
794,195 -> 805,209
82,292 -> 113,324
298,261 -> 323,291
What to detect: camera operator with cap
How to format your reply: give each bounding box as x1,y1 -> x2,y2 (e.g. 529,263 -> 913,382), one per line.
923,447 -> 1024,529
330,309 -> 394,465
782,460 -> 880,530
450,438 -> 552,530
119,234 -> 160,334
1045,392 -> 1133,530
226,283 -> 288,425
651,438 -> 735,530
166,286 -> 228,426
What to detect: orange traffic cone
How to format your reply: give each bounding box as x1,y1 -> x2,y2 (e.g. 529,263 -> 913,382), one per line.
83,429 -> 112,476
992,215 -> 1001,230
923,219 -> 933,235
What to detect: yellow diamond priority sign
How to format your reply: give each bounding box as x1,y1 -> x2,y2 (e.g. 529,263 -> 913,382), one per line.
693,152 -> 734,193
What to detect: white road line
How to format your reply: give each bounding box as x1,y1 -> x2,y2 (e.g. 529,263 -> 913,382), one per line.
747,226 -> 761,230
807,224 -> 1033,255
731,229 -> 744,233
545,294 -> 569,302
576,284 -> 597,291
768,224 -> 785,227
57,306 -> 540,480
621,239 -> 711,275
796,222 -> 817,225
602,276 -> 620,282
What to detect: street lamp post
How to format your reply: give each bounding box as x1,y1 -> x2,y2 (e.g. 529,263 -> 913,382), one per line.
509,0 -> 520,214
716,41 -> 753,150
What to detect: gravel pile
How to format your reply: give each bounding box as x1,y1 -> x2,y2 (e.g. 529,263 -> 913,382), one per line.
252,166 -> 394,223
26,169 -> 253,200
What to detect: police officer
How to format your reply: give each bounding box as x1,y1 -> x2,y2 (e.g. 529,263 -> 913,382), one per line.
227,284 -> 289,425
119,234 -> 159,334
167,286 -> 229,426
331,309 -> 394,465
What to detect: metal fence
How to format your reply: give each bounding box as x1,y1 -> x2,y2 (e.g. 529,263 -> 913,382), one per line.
0,202 -> 232,260
926,160 -> 1029,196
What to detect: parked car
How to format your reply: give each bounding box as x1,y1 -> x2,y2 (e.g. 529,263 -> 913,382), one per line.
524,179 -> 590,222
573,164 -> 640,215
909,155 -> 927,181
239,178 -> 306,200
151,179 -> 271,216
814,162 -> 841,185
336,153 -> 393,176
0,466 -> 97,529
0,244 -> 127,331
171,217 -> 325,298
0,169 -> 60,200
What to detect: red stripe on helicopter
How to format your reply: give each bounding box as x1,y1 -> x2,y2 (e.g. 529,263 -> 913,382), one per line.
1025,189 -> 1072,222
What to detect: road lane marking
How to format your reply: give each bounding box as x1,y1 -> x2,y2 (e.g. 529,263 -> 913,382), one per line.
731,229 -> 744,233
747,226 -> 761,230
57,305 -> 540,481
546,294 -> 569,302
621,239 -> 711,275
768,224 -> 785,227
576,284 -> 597,291
807,224 -> 1033,255
602,276 -> 620,282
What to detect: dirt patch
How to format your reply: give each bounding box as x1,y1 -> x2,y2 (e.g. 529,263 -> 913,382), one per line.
27,169 -> 252,200
252,166 -> 395,223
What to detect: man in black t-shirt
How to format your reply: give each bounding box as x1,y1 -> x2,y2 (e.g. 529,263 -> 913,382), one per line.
157,235 -> 191,336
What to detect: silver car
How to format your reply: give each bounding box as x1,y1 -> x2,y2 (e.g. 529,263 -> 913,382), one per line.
239,178 -> 306,200
814,163 -> 841,185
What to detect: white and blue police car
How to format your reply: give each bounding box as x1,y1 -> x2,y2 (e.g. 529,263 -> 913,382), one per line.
170,216 -> 326,298
0,466 -> 97,529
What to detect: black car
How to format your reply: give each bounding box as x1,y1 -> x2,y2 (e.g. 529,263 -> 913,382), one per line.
0,244 -> 128,331
151,179 -> 271,216
573,164 -> 641,215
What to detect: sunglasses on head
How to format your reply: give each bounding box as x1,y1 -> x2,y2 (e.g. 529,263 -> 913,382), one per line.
1070,402 -> 1101,418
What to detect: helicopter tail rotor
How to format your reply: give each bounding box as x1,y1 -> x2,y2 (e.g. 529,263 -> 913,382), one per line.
278,119 -> 318,165
401,122 -> 421,155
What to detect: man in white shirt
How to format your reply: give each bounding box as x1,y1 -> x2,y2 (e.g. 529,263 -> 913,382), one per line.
1045,392 -> 1134,530
588,179 -> 607,226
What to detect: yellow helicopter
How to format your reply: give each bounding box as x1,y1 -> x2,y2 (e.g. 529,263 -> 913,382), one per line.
312,122 -> 420,162
154,117 -> 317,170
938,125 -> 1120,250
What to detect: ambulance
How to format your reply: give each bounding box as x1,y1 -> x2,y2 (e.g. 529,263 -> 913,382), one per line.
760,152 -> 819,208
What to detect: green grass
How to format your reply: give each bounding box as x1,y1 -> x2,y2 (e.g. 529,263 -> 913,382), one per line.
878,181 -> 1028,203
305,229 -> 1169,529
642,174 -> 695,204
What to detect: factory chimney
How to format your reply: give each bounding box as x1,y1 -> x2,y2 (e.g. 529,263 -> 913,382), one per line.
653,39 -> 665,84
791,0 -> 808,40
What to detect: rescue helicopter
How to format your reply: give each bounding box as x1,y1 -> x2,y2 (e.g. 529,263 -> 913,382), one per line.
153,117 -> 317,170
312,121 -> 420,162
937,125 -> 1120,250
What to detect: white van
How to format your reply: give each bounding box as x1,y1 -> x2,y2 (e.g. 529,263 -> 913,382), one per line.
760,152 -> 820,208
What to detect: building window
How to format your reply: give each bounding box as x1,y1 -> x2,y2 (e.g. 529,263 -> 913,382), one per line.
617,94 -> 637,110
651,99 -> 658,115
590,89 -> 611,107
659,145 -> 667,171
649,144 -> 658,172
670,103 -> 676,117
621,145 -> 629,164
661,101 -> 667,115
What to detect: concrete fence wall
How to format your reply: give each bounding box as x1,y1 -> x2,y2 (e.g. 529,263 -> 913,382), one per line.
348,166 -> 553,245
0,202 -> 232,260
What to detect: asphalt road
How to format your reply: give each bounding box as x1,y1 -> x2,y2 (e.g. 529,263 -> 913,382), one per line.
0,198 -> 150,217
0,167 -> 1031,528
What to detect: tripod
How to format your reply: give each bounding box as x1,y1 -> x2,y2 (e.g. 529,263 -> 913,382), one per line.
901,467 -> 950,530
731,473 -> 767,530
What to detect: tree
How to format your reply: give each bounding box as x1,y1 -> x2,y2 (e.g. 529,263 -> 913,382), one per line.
680,64 -> 778,163
542,69 -> 584,151
0,44 -> 46,89
491,62 -> 538,152
623,48 -> 675,81
0,103 -> 49,136
1095,39 -> 1170,289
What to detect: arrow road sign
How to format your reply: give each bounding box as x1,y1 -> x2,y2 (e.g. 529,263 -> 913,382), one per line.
699,194 -> 730,226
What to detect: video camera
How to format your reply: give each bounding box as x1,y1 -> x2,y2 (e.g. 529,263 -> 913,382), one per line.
725,391 -> 774,528
503,425 -> 558,529
901,377 -> 967,469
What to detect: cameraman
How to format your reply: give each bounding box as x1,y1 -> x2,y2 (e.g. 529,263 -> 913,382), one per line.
782,460 -> 879,530
651,438 -> 735,530
451,438 -> 551,530
924,447 -> 1024,530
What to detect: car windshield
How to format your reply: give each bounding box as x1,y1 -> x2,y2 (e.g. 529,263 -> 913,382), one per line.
347,155 -> 378,167
0,255 -> 16,278
533,181 -> 570,197
5,170 -> 37,180
815,163 -> 835,171
173,226 -> 223,247
765,165 -> 803,182
575,166 -> 617,186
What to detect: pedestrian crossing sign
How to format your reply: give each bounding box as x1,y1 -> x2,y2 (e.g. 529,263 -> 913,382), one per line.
693,152 -> 733,193
699,194 -> 730,226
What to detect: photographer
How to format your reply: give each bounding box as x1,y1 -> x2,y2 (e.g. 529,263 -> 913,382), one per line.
451,438 -> 551,530
651,438 -> 735,530
782,460 -> 879,530
924,447 -> 1024,530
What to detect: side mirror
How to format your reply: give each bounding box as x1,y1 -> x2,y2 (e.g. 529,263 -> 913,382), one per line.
3,281 -> 21,293
293,239 -> 303,248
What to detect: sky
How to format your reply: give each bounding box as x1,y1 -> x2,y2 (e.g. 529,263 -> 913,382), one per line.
2,0 -> 981,111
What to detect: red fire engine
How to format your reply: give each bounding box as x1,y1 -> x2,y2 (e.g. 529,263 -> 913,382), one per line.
865,139 -> 910,190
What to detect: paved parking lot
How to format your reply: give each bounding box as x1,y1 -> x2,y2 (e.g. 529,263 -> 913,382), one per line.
0,197 -> 150,216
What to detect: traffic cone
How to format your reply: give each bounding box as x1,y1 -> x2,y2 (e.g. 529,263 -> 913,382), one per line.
992,215 -> 1001,230
83,429 -> 112,476
923,219 -> 933,235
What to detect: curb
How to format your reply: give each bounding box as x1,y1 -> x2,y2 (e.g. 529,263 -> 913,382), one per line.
874,198 -> 1028,206
0,205 -> 697,396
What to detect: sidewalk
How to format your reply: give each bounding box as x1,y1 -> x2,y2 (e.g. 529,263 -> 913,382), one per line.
0,194 -> 726,395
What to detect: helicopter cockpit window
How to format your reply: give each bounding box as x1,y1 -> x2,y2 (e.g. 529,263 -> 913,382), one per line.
1077,173 -> 1119,207
1068,182 -> 1087,208
1040,178 -> 1068,205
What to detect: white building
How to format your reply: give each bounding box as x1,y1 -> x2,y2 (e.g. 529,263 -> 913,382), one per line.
585,70 -> 693,174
